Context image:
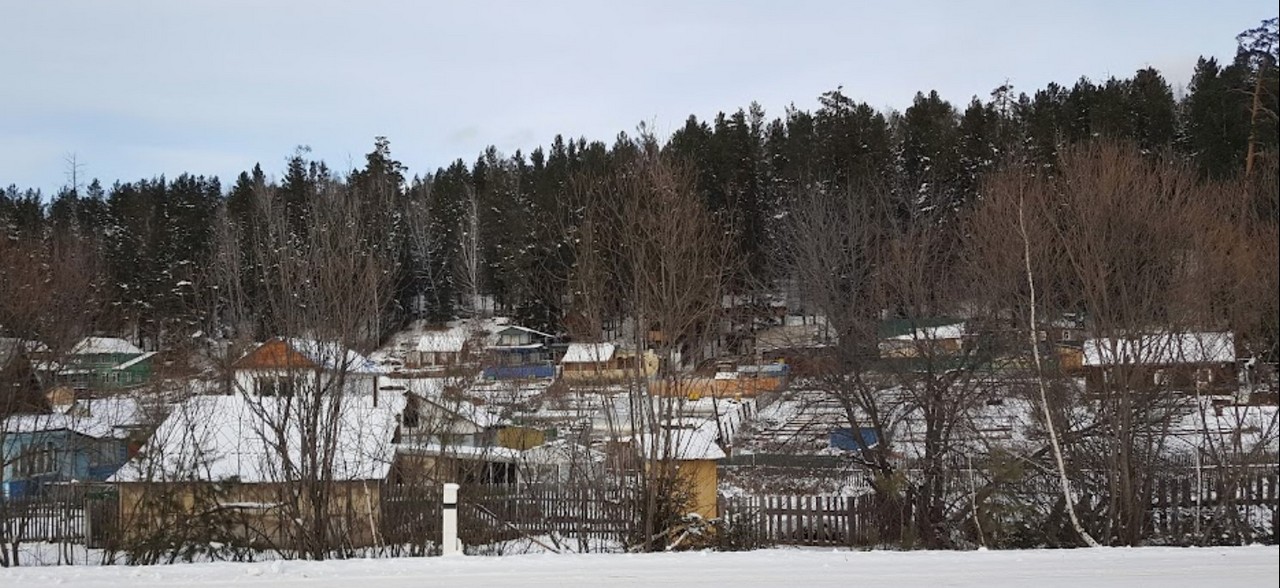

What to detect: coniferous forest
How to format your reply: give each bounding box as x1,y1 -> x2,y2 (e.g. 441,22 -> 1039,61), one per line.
3,31 -> 1276,356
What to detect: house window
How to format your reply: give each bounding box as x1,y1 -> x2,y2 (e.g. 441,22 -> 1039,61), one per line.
18,442 -> 58,477
1195,368 -> 1214,389
255,376 -> 298,397
88,441 -> 115,468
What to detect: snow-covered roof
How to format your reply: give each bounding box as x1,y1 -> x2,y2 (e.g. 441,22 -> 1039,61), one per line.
112,351 -> 157,370
416,330 -> 467,353
382,377 -> 447,397
5,397 -> 154,439
520,440 -> 604,466
636,427 -> 726,461
398,442 -> 521,463
1082,332 -> 1235,367
562,342 -> 616,364
495,325 -> 554,339
737,364 -> 787,375
419,395 -> 505,429
488,343 -> 546,351
1166,401 -> 1278,456
109,392 -> 404,483
379,377 -> 505,429
236,338 -> 385,375
289,338 -> 385,374
887,323 -> 966,342
1048,317 -> 1084,329
71,337 -> 143,355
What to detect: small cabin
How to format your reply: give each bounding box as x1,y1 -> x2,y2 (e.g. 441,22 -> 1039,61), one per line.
231,338 -> 385,399
636,427 -> 726,521
878,320 -> 966,359
1082,332 -> 1237,395
408,329 -> 468,368
57,337 -> 155,392
483,326 -> 556,380
2,396 -> 155,498
560,342 -> 658,383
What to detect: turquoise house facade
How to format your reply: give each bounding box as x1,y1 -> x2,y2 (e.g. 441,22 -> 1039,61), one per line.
58,337 -> 155,391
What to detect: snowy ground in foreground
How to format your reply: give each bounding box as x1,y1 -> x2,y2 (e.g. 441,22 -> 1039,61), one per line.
2,546 -> 1276,588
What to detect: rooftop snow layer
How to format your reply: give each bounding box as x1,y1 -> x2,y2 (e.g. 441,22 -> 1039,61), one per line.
70,337 -> 143,355
636,426 -> 726,461
561,342 -> 617,364
416,330 -> 467,353
886,323 -> 966,341
109,392 -> 404,483
1082,332 -> 1235,366
5,397 -> 153,439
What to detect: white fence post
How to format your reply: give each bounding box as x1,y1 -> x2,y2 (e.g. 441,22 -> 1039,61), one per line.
442,482 -> 462,556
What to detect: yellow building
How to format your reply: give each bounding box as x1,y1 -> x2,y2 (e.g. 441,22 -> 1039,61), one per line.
637,427 -> 726,520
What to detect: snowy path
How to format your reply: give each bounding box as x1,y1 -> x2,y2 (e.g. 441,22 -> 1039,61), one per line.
3,546 -> 1276,587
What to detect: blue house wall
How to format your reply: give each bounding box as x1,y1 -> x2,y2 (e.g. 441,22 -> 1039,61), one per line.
1,429 -> 128,498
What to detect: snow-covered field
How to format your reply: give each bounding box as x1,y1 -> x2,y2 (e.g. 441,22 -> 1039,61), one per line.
3,546 -> 1275,587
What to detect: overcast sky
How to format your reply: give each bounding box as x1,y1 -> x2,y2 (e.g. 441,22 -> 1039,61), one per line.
2,1 -> 1272,194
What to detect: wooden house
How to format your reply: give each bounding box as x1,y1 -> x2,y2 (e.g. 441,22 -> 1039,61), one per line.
109,392 -> 404,549
518,440 -> 604,484
56,337 -> 155,392
385,378 -> 520,486
753,323 -> 835,376
636,426 -> 726,521
408,328 -> 468,369
1082,331 -> 1237,395
231,338 -> 385,399
398,389 -> 506,447
1038,315 -> 1086,346
483,326 -> 556,380
877,319 -> 967,359
2,396 -> 154,498
560,342 -> 659,383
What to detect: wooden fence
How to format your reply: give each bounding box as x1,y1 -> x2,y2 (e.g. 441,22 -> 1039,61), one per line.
718,493 -> 903,547
380,483 -> 636,551
1146,469 -> 1278,541
720,469 -> 1279,548
1,499 -> 85,542
465,485 -> 633,542
0,484 -> 119,546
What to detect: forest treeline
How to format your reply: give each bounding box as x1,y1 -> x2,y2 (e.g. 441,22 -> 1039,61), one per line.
2,21 -> 1277,357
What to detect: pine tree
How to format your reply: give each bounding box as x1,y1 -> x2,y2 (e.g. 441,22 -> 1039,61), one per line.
1181,56 -> 1253,178
898,90 -> 961,216
1128,68 -> 1178,151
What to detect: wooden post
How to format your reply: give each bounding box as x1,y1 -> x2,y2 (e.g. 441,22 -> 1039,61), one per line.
442,482 -> 462,556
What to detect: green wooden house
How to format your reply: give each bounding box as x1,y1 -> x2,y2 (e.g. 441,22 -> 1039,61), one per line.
58,337 -> 155,391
